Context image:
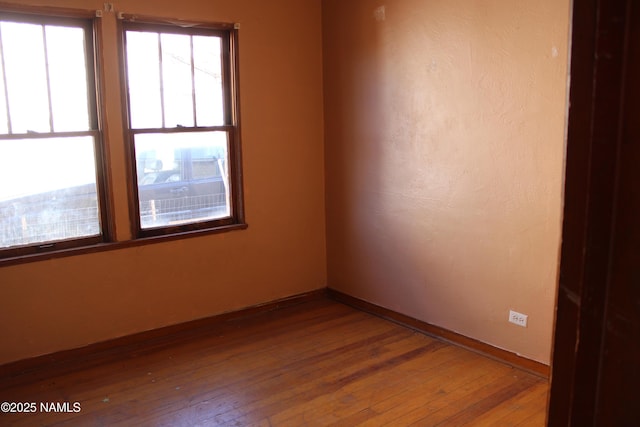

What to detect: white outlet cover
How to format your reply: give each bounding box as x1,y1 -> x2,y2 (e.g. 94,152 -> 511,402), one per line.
509,310 -> 528,327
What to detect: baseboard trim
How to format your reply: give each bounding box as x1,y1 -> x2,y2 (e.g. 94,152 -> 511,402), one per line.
0,289 -> 326,382
326,288 -> 550,379
1,287 -> 549,383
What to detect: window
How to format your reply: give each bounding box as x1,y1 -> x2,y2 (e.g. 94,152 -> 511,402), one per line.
0,8 -> 245,262
122,20 -> 244,237
0,12 -> 107,256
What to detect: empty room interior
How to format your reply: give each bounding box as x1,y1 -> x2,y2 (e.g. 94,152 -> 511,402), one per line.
0,0 -> 575,425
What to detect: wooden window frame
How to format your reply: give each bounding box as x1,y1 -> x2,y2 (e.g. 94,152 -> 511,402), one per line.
119,17 -> 245,239
0,9 -> 112,260
0,7 -> 246,266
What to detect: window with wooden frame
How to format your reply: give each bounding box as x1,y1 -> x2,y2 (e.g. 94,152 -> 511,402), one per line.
0,11 -> 109,257
121,19 -> 244,238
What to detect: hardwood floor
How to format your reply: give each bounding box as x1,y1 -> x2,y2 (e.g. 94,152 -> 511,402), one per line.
0,297 -> 548,426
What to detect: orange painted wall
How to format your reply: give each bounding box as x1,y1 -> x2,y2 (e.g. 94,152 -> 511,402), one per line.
0,0 -> 326,365
2,0 -> 570,367
322,0 -> 570,363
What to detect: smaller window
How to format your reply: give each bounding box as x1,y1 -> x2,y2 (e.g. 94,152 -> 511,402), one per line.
122,20 -> 243,237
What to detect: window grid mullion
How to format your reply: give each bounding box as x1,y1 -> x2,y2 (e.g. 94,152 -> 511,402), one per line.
0,129 -> 99,140
40,24 -> 55,133
0,24 -> 13,134
129,125 -> 233,135
157,32 -> 166,128
221,35 -> 232,126
83,20 -> 99,131
190,35 -> 197,127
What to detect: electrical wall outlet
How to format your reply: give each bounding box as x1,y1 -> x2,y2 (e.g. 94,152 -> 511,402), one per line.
509,310 -> 528,327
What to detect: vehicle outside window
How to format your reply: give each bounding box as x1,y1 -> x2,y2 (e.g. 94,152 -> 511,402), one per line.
122,20 -> 243,237
0,10 -> 244,261
135,133 -> 230,228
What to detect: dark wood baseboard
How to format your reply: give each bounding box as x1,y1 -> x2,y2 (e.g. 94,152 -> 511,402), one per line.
326,288 -> 550,379
1,287 -> 548,385
0,293 -> 548,425
0,289 -> 326,382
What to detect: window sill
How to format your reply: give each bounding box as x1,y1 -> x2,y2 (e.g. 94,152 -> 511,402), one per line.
0,222 -> 248,268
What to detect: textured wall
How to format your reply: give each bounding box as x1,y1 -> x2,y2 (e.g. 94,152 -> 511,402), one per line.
323,0 -> 570,363
0,0 -> 326,365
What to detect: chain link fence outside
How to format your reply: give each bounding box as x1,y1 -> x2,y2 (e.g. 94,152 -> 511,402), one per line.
1,186 -> 228,247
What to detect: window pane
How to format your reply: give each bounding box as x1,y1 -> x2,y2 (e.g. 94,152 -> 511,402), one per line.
1,22 -> 50,133
134,132 -> 229,228
125,29 -> 227,130
46,25 -> 91,131
161,33 -> 194,127
0,136 -> 100,248
126,31 -> 163,128
193,35 -> 224,126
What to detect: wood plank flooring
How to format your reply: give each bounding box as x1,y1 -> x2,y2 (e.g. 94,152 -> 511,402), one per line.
0,298 -> 548,426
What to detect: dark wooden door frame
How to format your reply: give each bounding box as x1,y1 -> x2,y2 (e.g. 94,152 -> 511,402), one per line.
549,0 -> 638,424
